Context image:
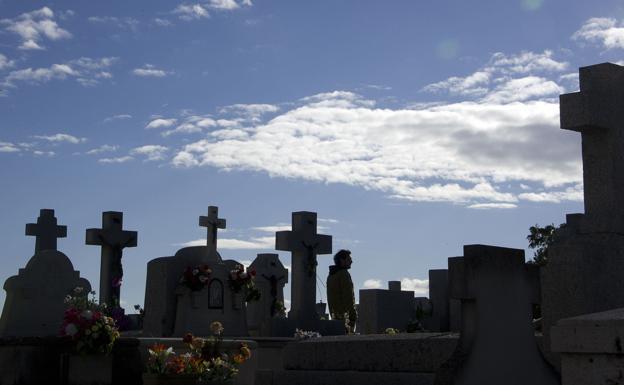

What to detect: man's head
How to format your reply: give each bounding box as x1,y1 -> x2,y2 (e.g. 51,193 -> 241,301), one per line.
333,249 -> 352,268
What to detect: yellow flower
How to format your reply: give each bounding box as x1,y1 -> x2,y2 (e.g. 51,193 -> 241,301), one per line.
233,354 -> 245,364
240,344 -> 251,360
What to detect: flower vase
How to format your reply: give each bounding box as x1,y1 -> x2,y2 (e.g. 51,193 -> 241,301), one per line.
65,354 -> 113,385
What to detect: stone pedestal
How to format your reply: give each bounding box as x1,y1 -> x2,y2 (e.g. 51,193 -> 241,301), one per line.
358,287 -> 415,334
551,307 -> 624,385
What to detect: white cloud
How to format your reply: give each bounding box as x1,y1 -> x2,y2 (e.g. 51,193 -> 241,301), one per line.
467,203 -> 518,209
133,64 -> 170,77
162,116 -> 217,137
572,17 -> 624,50
0,141 -> 20,153
208,0 -> 240,10
362,279 -> 383,289
154,18 -> 173,27
146,118 -> 177,129
179,236 -> 274,249
423,71 -> 490,96
0,54 -> 15,71
130,145 -> 168,161
33,150 -> 55,157
518,184 -> 583,203
88,16 -> 139,30
399,278 -> 429,296
482,76 -> 563,104
251,225 -> 292,233
488,50 -> 568,74
170,92 -> 581,206
103,114 -> 132,123
2,57 -> 117,90
219,103 -> 279,121
86,144 -> 118,155
173,4 -> 210,20
98,156 -> 133,164
33,133 -> 86,144
1,7 -> 72,50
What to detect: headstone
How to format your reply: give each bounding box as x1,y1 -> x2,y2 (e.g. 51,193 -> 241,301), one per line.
246,253 -> 288,335
388,281 -> 401,291
85,211 -> 137,308
435,245 -> 557,385
426,269 -> 450,332
316,301 -> 329,319
275,211 -> 332,321
0,209 -> 91,337
143,206 -> 248,337
542,63 -> 624,370
358,281 -> 416,334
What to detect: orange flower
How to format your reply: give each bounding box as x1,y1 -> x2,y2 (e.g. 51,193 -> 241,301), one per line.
233,354 -> 245,364
240,344 -> 251,360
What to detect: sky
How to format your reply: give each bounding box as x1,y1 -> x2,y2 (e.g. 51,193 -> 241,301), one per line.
1,0 -> 623,313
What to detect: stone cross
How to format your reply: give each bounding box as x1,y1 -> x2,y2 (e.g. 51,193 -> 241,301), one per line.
276,211 -> 332,321
25,209 -> 67,253
86,211 -> 137,308
199,206 -> 226,254
560,63 -> 624,230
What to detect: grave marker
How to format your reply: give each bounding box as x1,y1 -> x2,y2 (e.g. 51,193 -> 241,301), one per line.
86,211 -> 137,308
25,209 -> 66,253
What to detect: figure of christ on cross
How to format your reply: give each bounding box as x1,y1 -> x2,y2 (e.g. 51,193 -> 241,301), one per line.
86,212 -> 137,308
262,273 -> 287,316
276,211 -> 332,321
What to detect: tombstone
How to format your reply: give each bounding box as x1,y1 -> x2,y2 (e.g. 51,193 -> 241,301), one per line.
272,211 -> 344,336
426,269 -> 450,332
275,211 -> 332,321
85,211 -> 137,308
246,253 -> 288,335
358,281 -> 416,334
0,209 -> 91,337
143,206 -> 248,337
434,245 -> 557,385
542,62 -> 624,369
316,301 -> 329,319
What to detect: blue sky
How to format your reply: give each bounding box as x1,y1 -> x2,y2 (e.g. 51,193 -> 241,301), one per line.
1,0 -> 623,312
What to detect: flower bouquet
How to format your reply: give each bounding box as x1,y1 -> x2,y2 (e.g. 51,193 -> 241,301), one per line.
179,264 -> 212,291
228,264 -> 261,302
144,322 -> 252,385
60,287 -> 120,355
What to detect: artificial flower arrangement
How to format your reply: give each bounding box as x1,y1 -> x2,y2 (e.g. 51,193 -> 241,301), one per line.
145,321 -> 252,383
228,264 -> 261,302
60,287 -> 120,355
294,328 -> 322,340
179,264 -> 212,291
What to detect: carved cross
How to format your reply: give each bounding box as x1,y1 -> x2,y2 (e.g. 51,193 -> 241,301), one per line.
199,206 -> 226,254
25,209 -> 67,253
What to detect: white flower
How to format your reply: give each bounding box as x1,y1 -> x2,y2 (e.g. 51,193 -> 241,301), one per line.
192,268 -> 199,275
65,323 -> 78,336
198,275 -> 208,283
73,287 -> 84,294
80,310 -> 93,320
64,295 -> 72,303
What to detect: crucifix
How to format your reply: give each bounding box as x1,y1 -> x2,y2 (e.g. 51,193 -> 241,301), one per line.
262,273 -> 287,316
560,63 -> 624,230
276,211 -> 332,321
86,211 -> 137,308
25,209 -> 67,253
199,206 -> 226,256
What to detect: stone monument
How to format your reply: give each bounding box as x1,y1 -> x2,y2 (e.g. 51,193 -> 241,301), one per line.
0,209 -> 91,337
85,211 -> 137,308
143,206 -> 248,337
273,211 -> 344,335
358,280 -> 416,334
541,62 -> 624,369
247,253 -> 288,335
435,245 -> 557,385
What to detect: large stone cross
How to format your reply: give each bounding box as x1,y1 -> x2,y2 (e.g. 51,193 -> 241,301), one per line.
86,211 -> 137,308
276,211 -> 332,321
560,63 -> 624,230
199,206 -> 226,255
25,209 -> 67,253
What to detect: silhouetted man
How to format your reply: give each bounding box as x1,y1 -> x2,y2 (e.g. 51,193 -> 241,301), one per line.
327,249 -> 357,333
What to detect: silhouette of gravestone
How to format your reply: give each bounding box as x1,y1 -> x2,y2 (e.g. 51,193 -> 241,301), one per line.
276,211 -> 331,321
0,209 -> 91,337
358,280 -> 416,333
541,62 -> 624,369
143,206 -> 248,337
426,269 -> 450,332
86,211 -> 137,308
247,253 -> 288,335
435,245 -> 557,385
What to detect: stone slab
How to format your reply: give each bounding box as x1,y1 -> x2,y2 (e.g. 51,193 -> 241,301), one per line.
551,307 -> 624,354
273,370 -> 435,385
358,288 -> 416,333
283,333 -> 457,372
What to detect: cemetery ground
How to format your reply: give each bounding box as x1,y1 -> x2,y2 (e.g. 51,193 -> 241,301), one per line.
1,63 -> 624,384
